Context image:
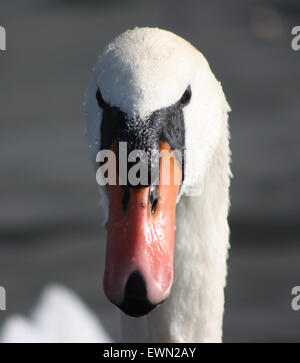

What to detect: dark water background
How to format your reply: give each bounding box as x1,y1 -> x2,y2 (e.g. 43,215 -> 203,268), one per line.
0,0 -> 299,342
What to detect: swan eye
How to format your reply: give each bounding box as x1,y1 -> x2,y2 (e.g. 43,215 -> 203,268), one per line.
96,88 -> 108,109
180,85 -> 192,106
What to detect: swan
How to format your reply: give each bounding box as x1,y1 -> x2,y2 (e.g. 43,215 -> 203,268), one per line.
85,27 -> 231,343
0,285 -> 112,343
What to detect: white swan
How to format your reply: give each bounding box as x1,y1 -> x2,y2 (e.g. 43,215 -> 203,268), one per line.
0,285 -> 112,343
0,27 -> 230,344
85,27 -> 231,343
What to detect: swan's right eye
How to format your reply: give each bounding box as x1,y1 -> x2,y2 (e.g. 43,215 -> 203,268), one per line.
96,88 -> 108,109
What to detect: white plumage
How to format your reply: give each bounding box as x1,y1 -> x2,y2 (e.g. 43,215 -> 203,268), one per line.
0,285 -> 111,343
85,27 -> 231,342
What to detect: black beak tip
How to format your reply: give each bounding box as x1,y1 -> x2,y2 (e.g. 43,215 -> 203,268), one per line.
118,270 -> 157,317
119,300 -> 156,317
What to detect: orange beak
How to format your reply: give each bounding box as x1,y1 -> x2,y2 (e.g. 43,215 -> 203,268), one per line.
103,142 -> 182,316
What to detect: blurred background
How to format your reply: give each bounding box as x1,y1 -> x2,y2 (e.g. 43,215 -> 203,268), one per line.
0,0 -> 299,342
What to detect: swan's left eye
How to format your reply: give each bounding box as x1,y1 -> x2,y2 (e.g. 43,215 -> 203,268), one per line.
180,85 -> 192,106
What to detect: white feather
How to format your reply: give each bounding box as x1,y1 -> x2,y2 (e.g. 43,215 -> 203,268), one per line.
0,285 -> 112,343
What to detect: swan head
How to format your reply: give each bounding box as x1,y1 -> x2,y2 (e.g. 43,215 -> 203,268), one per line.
85,27 -> 230,317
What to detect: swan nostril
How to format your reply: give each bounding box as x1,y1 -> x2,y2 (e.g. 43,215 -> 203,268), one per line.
119,270 -> 156,317
149,184 -> 159,214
